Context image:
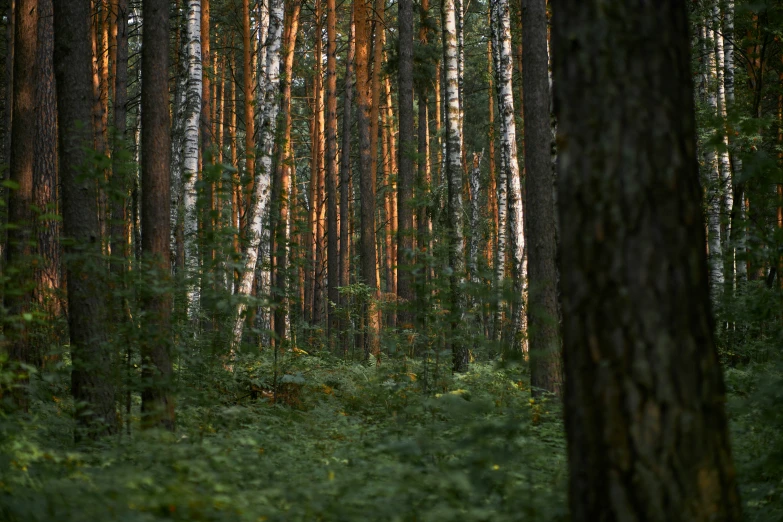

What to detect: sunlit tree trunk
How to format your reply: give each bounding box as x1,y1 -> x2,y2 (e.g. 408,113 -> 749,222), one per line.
242,0 -> 255,237
232,0 -> 284,349
53,0 -> 116,438
553,2 -> 742,519
272,0 -> 302,346
355,0 -> 381,357
442,0 -> 466,372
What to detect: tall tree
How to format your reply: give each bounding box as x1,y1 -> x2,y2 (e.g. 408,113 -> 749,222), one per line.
33,0 -> 59,319
520,0 -> 561,394
53,0 -> 116,437
397,0 -> 415,328
339,12 -> 355,352
183,0 -> 202,315
232,0 -> 284,348
140,0 -> 174,430
110,0 -> 130,278
325,0 -> 339,338
552,1 -> 743,520
242,0 -> 255,227
6,0 -> 38,403
442,0 -> 466,371
355,0 -> 381,357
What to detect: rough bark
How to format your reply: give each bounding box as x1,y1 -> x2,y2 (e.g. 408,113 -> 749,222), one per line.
339,12 -> 355,352
705,21 -> 724,294
397,0 -> 415,328
355,0 -> 380,357
325,0 -> 339,339
33,0 -> 59,320
552,2 -> 743,520
140,0 -> 174,431
521,0 -> 561,394
6,0 -> 38,402
53,0 -> 116,438
110,0 -> 129,276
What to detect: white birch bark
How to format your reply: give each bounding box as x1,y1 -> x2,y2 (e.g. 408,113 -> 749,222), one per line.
705,22 -> 724,292
491,21 -> 507,340
232,0 -> 285,348
256,0 -> 270,132
184,0 -> 203,316
724,0 -> 746,281
443,0 -> 467,370
171,12 -> 188,271
491,0 -> 525,346
714,5 -> 733,278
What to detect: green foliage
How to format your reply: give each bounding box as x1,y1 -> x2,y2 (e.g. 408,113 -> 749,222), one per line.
0,359 -> 568,522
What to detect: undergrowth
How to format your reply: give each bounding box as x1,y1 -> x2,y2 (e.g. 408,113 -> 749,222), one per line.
0,354 -> 569,522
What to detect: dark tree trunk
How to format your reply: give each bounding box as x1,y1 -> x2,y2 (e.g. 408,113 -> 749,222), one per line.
325,0 -> 338,341
140,0 -> 174,431
552,2 -> 742,520
6,0 -> 37,405
396,0 -> 414,329
53,0 -> 116,438
339,11 -> 354,353
521,0 -> 561,395
33,0 -> 60,324
110,0 -> 129,272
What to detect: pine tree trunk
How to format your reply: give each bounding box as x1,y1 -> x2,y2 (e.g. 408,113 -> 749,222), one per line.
397,0 -> 415,328
339,12 -> 355,353
325,0 -> 339,340
53,0 -> 116,438
520,0 -> 561,394
6,0 -> 38,404
243,0 -> 255,227
111,0 -> 129,278
552,2 -> 742,519
33,0 -> 60,322
355,0 -> 381,358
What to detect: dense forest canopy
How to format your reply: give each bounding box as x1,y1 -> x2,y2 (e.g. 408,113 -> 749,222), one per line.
0,0 -> 781,520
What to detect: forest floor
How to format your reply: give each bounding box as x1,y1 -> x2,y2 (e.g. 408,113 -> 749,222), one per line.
0,351 -> 781,521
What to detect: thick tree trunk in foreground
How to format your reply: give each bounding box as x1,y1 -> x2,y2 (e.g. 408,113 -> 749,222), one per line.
53,0 -> 116,438
552,2 -> 742,520
140,0 -> 174,431
521,0 -> 561,395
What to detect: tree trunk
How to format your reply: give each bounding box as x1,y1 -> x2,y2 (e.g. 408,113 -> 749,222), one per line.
520,0 -> 561,394
232,0 -> 284,349
397,0 -> 414,328
111,0 -> 129,278
339,11 -> 355,352
325,0 -> 339,340
442,0 -> 466,372
355,0 -> 380,358
272,0 -> 302,346
183,0 -> 202,316
53,0 -> 116,438
242,0 -> 255,233
139,0 -> 174,431
6,0 -> 38,404
552,2 -> 742,520
704,21 -> 724,295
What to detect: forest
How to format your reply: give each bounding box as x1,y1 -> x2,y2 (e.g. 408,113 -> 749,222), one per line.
0,0 -> 780,520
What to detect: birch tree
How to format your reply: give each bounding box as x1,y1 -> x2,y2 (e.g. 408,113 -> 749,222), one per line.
232,0 -> 284,349
705,21 -> 724,293
442,0 -> 467,372
183,0 -> 202,315
491,0 -> 525,350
